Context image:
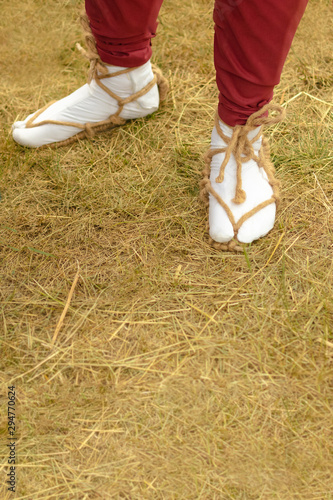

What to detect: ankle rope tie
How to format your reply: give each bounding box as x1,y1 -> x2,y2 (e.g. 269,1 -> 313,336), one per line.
200,102 -> 286,251
23,13 -> 169,149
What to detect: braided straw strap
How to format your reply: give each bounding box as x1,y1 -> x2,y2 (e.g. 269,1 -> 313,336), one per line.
200,103 -> 286,252
24,13 -> 169,150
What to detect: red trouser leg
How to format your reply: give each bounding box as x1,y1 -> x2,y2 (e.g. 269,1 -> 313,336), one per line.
85,0 -> 164,67
214,0 -> 309,126
86,0 -> 308,125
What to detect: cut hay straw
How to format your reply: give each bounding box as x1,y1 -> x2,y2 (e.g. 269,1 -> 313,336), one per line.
50,264 -> 80,347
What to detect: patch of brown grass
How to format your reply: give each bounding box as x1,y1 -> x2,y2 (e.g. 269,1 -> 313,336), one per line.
0,0 -> 332,498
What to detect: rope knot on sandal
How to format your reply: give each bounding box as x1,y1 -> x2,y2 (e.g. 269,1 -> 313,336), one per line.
212,103 -> 286,204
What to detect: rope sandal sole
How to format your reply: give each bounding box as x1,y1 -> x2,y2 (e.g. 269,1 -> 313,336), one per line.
23,14 -> 169,150
200,103 -> 286,252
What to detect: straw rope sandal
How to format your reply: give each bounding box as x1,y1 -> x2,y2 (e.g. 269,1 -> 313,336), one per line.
200,103 -> 286,252
14,14 -> 169,150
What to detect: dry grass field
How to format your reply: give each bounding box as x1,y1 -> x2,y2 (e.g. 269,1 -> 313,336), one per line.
0,0 -> 333,498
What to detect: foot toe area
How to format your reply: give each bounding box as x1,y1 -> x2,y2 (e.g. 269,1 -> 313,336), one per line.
12,120 -> 26,130
12,123 -> 81,148
12,127 -> 33,147
236,202 -> 276,244
209,196 -> 235,243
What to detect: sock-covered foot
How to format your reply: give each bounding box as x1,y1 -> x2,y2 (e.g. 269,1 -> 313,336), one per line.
206,117 -> 279,245
12,60 -> 159,148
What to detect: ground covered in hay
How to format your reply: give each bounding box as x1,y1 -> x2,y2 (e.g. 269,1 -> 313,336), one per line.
0,0 -> 332,498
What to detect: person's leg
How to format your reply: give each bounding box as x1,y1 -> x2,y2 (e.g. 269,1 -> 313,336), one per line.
203,0 -> 309,247
214,0 -> 308,127
12,0 -> 165,148
86,0 -> 163,67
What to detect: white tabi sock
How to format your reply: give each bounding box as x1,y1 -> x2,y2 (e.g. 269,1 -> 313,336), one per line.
208,120 -> 277,244
12,60 -> 159,148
